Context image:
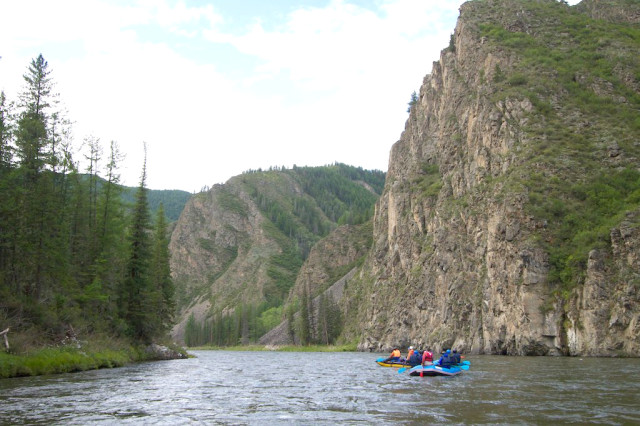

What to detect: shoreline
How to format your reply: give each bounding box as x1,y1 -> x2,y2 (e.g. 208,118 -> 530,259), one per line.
0,342 -> 188,379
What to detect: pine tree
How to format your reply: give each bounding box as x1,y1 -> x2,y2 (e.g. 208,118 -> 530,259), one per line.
16,54 -> 53,177
407,90 -> 418,113
298,285 -> 311,345
149,203 -> 175,336
122,145 -> 152,341
325,294 -> 343,344
13,54 -> 62,301
0,91 -> 14,172
0,91 -> 15,284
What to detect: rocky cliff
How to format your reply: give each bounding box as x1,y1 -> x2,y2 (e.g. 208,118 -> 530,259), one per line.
342,0 -> 640,356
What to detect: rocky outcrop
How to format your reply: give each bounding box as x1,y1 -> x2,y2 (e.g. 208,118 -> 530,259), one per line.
566,211 -> 640,356
341,0 -> 640,356
144,344 -> 188,360
575,0 -> 640,24
169,176 -> 288,343
288,223 -> 371,301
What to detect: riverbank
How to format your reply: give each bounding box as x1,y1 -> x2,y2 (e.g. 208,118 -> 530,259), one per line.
0,341 -> 188,379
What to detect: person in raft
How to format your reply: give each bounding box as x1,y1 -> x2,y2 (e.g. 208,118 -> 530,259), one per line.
383,348 -> 402,363
406,346 -> 415,361
452,349 -> 462,365
407,348 -> 422,366
421,348 -> 434,366
437,349 -> 454,367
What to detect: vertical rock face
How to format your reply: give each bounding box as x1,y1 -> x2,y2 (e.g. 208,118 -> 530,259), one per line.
567,213 -> 640,356
344,0 -> 640,356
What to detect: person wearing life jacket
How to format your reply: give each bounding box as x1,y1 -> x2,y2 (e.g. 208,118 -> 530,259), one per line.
452,349 -> 462,365
438,349 -> 453,368
421,349 -> 434,366
406,346 -> 415,361
408,348 -> 422,366
383,348 -> 401,363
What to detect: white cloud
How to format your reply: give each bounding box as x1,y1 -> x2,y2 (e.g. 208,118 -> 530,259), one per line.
2,0 -> 465,191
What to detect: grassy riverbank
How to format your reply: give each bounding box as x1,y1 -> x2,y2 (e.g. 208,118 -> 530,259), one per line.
1,342 -> 357,378
188,343 -> 358,352
0,340 -> 188,379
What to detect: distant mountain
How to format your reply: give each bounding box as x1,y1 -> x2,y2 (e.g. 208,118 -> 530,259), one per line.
121,187 -> 191,222
168,163 -> 385,344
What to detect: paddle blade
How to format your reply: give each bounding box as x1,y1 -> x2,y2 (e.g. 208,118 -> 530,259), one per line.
460,364 -> 469,370
398,367 -> 407,374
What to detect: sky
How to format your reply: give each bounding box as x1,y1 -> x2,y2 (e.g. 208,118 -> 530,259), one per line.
0,0 -> 580,192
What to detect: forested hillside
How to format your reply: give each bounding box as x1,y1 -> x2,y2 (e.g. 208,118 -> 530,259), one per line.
122,187 -> 191,222
170,164 -> 385,346
0,55 -> 175,354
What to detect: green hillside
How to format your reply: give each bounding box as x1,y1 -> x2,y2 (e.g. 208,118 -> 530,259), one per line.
178,164 -> 384,346
470,0 -> 640,297
122,188 -> 191,222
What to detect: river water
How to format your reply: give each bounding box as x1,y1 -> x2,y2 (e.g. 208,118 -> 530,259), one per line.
1,350 -> 639,425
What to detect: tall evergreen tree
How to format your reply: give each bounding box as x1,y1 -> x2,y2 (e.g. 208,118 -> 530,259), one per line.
12,54 -> 62,301
149,203 -> 175,336
88,140 -> 127,327
298,284 -> 311,345
122,145 -> 152,341
0,91 -> 14,172
15,54 -> 53,177
0,91 -> 15,283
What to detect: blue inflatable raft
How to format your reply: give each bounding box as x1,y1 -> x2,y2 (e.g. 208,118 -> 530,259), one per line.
406,360 -> 470,377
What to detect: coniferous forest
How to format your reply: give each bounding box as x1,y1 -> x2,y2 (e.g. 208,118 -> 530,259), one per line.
0,54 -> 176,359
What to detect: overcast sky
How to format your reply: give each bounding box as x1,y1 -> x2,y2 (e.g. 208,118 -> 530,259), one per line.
0,0 -> 580,192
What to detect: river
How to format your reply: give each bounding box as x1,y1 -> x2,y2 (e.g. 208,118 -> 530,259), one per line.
1,350 -> 639,424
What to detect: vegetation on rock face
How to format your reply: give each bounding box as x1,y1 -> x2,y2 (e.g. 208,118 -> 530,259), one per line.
0,55 -> 176,365
473,0 -> 640,297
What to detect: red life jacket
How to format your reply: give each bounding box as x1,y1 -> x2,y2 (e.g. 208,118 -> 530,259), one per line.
422,351 -> 433,362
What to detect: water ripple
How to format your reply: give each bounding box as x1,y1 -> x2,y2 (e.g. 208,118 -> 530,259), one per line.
1,352 -> 640,424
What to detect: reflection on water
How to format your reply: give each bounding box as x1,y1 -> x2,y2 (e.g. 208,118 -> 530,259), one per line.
1,351 -> 639,424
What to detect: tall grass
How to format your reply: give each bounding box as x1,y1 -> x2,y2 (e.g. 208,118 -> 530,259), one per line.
0,347 -> 132,378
